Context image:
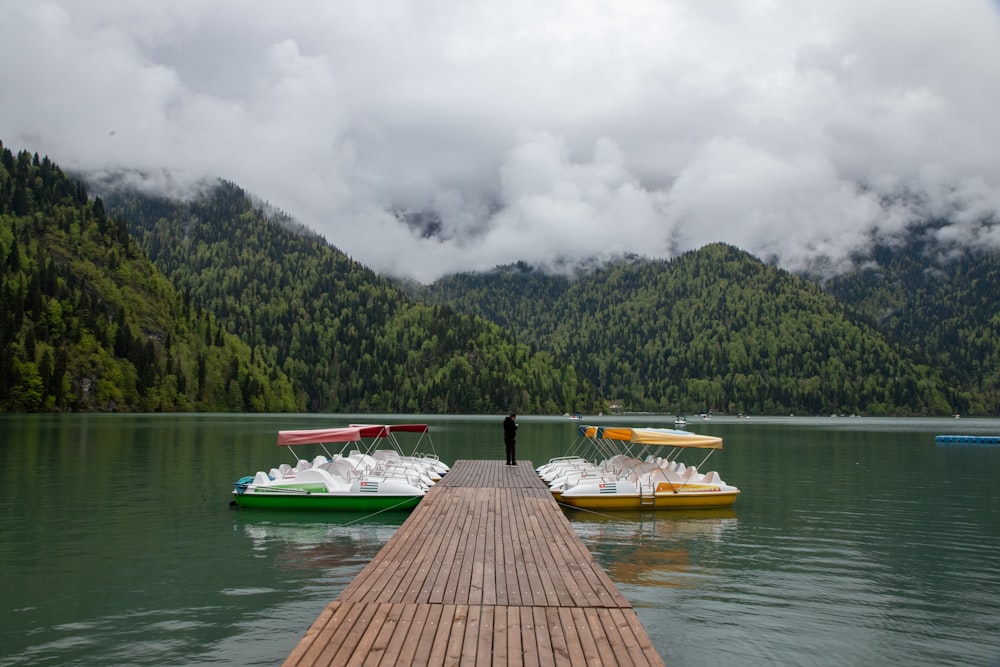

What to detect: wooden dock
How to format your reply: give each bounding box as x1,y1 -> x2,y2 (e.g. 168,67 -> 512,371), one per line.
283,460 -> 666,666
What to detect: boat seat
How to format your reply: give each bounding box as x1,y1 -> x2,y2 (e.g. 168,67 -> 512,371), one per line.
650,468 -> 685,484
703,471 -> 721,485
630,461 -> 660,475
319,459 -> 358,481
311,455 -> 329,467
278,463 -> 293,476
253,471 -> 270,486
292,468 -> 342,492
294,459 -> 311,472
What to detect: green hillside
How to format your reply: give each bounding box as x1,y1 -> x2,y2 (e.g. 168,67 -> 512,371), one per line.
415,245 -> 958,416
6,138 -> 990,416
824,228 -> 1000,415
0,142 -> 299,412
101,179 -> 597,414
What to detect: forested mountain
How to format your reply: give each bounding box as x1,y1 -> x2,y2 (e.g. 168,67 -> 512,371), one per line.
0,142 -> 299,411
5,139 -> 992,416
824,227 -> 1000,414
99,179 -> 597,414
414,245 -> 963,416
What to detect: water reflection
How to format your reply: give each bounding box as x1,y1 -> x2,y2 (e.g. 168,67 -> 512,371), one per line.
3,415 -> 1000,667
233,510 -> 405,572
566,508 -> 738,587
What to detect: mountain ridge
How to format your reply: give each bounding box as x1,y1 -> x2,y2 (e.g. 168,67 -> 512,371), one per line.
413,243 -> 966,415
4,140 -> 996,415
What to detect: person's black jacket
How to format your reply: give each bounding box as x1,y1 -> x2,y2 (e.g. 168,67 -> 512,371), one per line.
503,416 -> 517,441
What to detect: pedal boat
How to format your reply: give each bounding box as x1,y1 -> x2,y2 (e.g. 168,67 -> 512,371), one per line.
544,426 -> 740,510
232,424 -> 446,512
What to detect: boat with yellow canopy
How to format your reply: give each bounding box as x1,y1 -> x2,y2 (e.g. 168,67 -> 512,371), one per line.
541,425 -> 740,510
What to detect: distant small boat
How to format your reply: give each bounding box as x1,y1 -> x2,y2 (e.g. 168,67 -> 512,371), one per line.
674,416 -> 687,427
935,435 -> 1000,445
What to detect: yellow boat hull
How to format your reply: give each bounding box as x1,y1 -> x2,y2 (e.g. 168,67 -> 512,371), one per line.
559,489 -> 739,511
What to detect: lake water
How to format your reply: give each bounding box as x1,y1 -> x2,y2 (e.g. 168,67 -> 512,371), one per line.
1,414 -> 999,666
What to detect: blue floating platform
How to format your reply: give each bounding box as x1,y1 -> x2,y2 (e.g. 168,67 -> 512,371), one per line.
935,434 -> 1000,445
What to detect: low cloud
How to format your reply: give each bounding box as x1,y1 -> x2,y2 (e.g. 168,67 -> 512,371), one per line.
2,0 -> 999,282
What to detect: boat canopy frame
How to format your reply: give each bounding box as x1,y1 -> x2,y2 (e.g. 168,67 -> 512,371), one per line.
275,424 -> 440,467
578,425 -> 724,475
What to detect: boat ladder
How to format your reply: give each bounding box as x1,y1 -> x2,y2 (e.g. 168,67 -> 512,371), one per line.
639,482 -> 656,508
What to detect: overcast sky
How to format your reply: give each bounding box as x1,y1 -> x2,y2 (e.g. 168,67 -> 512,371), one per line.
2,1 -> 999,282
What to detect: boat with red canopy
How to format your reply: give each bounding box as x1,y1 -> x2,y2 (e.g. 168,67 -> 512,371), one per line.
231,424 -> 446,512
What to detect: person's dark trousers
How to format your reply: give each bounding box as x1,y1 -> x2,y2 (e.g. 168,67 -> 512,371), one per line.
505,438 -> 516,465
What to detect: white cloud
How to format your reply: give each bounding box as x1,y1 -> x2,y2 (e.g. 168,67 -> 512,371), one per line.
2,0 -> 999,282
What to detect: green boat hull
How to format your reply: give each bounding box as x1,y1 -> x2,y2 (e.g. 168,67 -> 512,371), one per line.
232,492 -> 423,512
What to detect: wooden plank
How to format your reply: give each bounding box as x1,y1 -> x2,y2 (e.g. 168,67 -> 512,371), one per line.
524,511 -> 564,607
506,605 -> 523,667
520,606 -> 540,667
507,490 -> 534,607
410,603 -> 444,665
513,494 -> 557,607
556,607 -> 588,665
584,607 -> 619,667
356,602 -> 403,667
282,602 -> 337,667
532,493 -> 629,608
466,493 -> 490,605
336,503 -> 428,601
445,604 -> 469,665
613,609 -> 663,667
371,603 -> 418,666
498,489 -> 518,606
543,606 -> 572,667
342,602 -> 392,667
604,607 -> 648,667
393,497 -> 457,603
524,499 -> 596,608
425,603 -> 457,665
444,498 -> 475,605
283,459 -> 665,667
459,604 -> 483,667
456,493 -> 486,605
317,602 -> 377,666
285,601 -> 364,667
474,605 -> 495,666
426,496 -> 470,604
570,608 -> 605,665
493,604 -> 509,665
485,487 -> 501,606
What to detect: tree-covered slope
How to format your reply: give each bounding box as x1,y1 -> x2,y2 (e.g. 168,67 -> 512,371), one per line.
101,180 -> 597,414
415,244 -> 956,416
824,227 -> 1000,415
0,142 -> 299,411
7,139 -> 983,416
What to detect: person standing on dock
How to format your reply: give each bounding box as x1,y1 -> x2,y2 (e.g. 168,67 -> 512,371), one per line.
504,413 -> 518,465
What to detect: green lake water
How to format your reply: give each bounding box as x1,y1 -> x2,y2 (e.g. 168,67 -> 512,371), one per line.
1,414 -> 999,666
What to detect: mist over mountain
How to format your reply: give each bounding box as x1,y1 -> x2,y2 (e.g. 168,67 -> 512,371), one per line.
3,1 -> 999,283
5,137 -> 998,415
87,164 -> 999,415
